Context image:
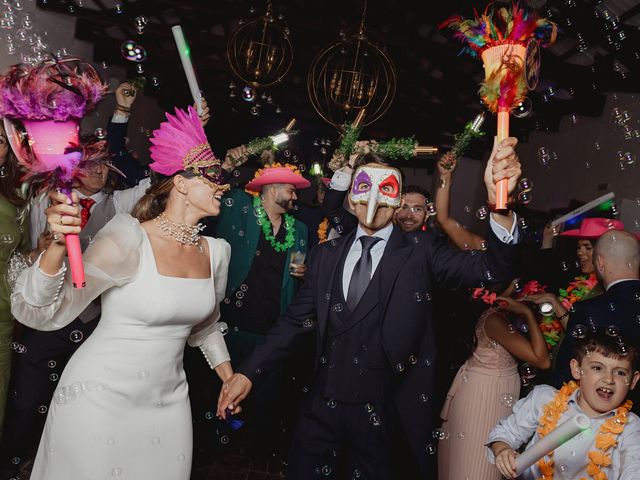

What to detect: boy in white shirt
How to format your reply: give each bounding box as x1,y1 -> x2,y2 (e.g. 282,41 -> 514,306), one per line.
487,331 -> 640,479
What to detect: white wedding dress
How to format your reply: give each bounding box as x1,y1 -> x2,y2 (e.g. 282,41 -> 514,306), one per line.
11,214 -> 231,480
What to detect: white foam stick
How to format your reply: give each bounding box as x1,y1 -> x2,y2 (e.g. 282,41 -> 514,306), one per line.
171,25 -> 203,115
551,192 -> 615,227
515,413 -> 590,476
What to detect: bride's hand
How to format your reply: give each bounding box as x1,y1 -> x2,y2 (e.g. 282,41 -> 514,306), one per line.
45,190 -> 81,244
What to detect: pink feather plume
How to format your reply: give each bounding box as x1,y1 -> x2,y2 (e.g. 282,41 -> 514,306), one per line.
149,106 -> 214,176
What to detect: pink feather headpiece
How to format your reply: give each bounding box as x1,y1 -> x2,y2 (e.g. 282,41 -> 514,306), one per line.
149,106 -> 229,191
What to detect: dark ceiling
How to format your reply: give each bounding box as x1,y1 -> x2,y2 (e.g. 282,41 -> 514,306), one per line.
37,0 -> 640,169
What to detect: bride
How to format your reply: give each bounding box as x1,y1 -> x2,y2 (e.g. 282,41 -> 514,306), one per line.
11,106 -> 233,480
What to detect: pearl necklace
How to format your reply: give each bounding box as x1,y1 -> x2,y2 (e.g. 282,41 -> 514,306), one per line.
155,212 -> 204,247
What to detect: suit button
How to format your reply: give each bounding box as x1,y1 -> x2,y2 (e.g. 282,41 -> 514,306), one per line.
409,355 -> 417,365
395,363 -> 405,372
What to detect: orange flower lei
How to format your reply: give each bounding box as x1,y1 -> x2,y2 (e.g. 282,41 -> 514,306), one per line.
244,162 -> 303,197
536,381 -> 632,480
318,217 -> 329,243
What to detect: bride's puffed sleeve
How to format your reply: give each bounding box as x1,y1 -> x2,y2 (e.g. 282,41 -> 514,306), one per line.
11,214 -> 143,331
188,238 -> 231,370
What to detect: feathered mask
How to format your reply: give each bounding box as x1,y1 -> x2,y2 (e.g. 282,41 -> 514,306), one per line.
149,106 -> 229,191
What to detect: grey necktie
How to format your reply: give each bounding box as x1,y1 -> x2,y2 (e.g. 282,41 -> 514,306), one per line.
346,236 -> 382,310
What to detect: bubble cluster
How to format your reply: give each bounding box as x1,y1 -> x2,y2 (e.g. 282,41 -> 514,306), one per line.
120,40 -> 147,62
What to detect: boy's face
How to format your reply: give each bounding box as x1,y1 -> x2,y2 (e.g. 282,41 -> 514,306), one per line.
570,351 -> 640,417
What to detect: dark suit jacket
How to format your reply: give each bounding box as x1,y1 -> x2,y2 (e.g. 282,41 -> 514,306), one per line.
237,223 -> 518,475
107,119 -> 148,188
321,186 -> 358,236
551,280 -> 640,412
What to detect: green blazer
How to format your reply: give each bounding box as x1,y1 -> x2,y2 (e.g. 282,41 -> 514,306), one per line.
212,189 -> 308,314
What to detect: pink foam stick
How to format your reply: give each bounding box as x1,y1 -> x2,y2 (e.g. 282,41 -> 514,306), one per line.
59,185 -> 85,289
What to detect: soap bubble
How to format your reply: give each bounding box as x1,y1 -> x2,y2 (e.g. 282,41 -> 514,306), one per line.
512,98 -> 532,118
242,86 -> 255,102
120,40 -> 147,62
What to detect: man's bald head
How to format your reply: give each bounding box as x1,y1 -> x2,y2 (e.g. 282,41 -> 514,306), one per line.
593,230 -> 640,287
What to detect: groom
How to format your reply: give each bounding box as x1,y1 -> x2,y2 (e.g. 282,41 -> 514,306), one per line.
218,138 -> 522,479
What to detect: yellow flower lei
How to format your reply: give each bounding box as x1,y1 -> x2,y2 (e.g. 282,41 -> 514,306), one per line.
536,381 -> 632,480
245,162 -> 303,197
318,218 -> 329,243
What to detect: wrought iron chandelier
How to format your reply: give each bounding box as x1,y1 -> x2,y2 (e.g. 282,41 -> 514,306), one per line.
307,0 -> 396,128
227,1 -> 293,88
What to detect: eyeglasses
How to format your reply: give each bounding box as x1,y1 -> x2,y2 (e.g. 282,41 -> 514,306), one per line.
399,205 -> 426,214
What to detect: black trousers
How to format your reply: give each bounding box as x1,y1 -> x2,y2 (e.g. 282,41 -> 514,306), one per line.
287,393 -> 421,480
0,317 -> 98,474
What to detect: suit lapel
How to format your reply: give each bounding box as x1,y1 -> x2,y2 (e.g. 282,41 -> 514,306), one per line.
317,232 -> 355,346
379,227 -> 414,324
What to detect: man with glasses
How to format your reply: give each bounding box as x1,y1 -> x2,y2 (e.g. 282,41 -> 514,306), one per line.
394,185 -> 431,233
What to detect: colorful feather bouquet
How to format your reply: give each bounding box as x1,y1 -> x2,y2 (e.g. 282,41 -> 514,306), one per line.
0,57 -> 108,288
441,3 -> 556,209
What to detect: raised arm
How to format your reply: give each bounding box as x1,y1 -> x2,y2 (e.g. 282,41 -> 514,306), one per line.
484,299 -> 551,369
435,152 -> 486,250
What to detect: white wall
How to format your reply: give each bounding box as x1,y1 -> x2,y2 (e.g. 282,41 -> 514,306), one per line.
514,92 -> 639,232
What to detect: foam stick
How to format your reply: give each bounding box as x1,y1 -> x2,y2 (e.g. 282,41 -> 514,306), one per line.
481,43 -> 526,211
515,413 -> 590,476
441,4 -> 557,211
550,192 -> 615,227
172,25 -> 204,115
58,185 -> 86,288
20,118 -> 87,289
0,59 -> 108,289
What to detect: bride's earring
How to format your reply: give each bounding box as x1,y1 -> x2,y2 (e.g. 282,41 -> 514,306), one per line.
0,165 -> 6,178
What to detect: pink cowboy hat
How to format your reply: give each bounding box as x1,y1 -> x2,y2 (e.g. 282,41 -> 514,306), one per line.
560,218 -> 625,239
245,165 -> 311,193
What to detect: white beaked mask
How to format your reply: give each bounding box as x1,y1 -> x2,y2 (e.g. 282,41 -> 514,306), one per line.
349,165 -> 402,225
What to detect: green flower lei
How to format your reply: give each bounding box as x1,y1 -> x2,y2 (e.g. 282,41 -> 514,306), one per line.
253,196 -> 295,252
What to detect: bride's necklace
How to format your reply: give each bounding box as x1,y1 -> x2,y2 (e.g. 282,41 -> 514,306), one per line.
155,212 -> 205,248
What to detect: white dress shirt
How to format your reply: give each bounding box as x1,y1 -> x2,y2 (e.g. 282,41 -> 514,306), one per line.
342,223 -> 394,298
487,385 -> 640,480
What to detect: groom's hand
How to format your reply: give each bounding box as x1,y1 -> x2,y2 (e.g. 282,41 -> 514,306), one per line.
217,373 -> 253,419
483,136 -> 521,205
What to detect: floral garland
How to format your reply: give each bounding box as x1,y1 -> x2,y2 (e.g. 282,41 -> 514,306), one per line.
471,287 -> 503,306
471,280 -> 561,349
252,196 -> 295,252
471,280 -> 545,307
244,162 -> 303,197
558,273 -> 598,311
536,381 -> 632,480
318,217 -> 329,244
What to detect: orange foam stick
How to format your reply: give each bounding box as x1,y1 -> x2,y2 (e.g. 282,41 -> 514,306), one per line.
495,109 -> 510,211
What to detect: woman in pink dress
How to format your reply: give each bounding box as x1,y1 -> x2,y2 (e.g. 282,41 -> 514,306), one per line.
437,280 -> 551,480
